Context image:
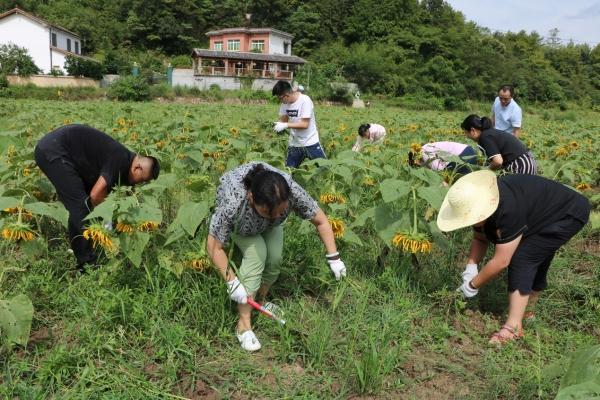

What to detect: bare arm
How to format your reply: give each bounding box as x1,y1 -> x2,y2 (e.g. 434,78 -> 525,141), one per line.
279,115 -> 289,123
471,234 -> 522,289
310,208 -> 337,255
286,118 -> 310,130
488,155 -> 504,170
513,127 -> 521,138
89,176 -> 108,207
207,234 -> 236,281
467,230 -> 489,265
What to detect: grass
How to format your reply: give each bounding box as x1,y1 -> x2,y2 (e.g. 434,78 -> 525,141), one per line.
0,98 -> 599,399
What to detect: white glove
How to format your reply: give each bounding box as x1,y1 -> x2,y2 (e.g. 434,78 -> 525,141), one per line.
226,278 -> 248,304
327,256 -> 347,281
458,280 -> 479,298
103,221 -> 113,232
273,122 -> 289,133
461,263 -> 478,283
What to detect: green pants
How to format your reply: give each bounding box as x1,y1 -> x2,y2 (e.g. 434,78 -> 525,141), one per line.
233,224 -> 284,295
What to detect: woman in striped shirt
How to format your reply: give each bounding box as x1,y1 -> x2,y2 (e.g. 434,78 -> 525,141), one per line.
461,114 -> 537,175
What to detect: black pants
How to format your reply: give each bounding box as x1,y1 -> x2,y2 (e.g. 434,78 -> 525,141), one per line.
34,145 -> 96,267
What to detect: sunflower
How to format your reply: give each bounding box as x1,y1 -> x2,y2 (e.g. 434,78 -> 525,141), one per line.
138,221 -> 159,232
3,207 -> 33,220
116,222 -> 135,233
117,117 -> 126,128
555,147 -> 570,157
155,140 -> 166,149
219,139 -> 229,146
83,224 -> 115,252
362,176 -> 376,187
410,143 -> 422,153
392,231 -> 432,254
576,183 -> 591,191
1,222 -> 35,241
338,123 -> 347,134
328,218 -> 345,238
570,141 -> 579,149
326,141 -> 338,151
319,193 -> 346,204
63,119 -> 72,125
189,257 -> 211,272
229,127 -> 239,136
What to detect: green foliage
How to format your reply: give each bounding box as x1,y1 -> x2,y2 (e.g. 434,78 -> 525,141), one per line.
0,294 -> 34,346
0,74 -> 8,89
169,55 -> 192,68
64,55 -> 103,80
0,44 -> 40,76
556,345 -> 600,399
107,75 -> 150,101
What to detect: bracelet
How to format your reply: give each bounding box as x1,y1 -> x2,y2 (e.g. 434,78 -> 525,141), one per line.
326,252 -> 340,261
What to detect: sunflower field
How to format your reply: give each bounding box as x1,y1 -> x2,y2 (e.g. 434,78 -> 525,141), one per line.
0,98 -> 599,399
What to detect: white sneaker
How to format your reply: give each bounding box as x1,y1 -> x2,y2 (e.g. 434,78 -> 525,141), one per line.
236,330 -> 261,352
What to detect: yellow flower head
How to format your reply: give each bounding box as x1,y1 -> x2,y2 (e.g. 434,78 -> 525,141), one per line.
392,231 -> 432,254
219,139 -> 229,146
156,140 -> 166,150
1,222 -> 35,241
576,183 -> 591,191
3,206 -> 33,220
189,257 -> 211,272
410,143 -> 422,153
83,224 -> 115,252
116,222 -> 135,233
230,127 -> 239,136
362,176 -> 376,187
63,119 -> 72,125
338,123 -> 347,134
555,147 -> 570,157
328,218 -> 345,238
138,221 -> 159,232
570,141 -> 579,149
117,117 -> 126,128
319,193 -> 346,204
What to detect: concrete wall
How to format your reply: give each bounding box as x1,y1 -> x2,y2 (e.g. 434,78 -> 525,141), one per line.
0,13 -> 50,73
7,74 -> 99,87
172,68 -> 277,91
269,32 -> 292,55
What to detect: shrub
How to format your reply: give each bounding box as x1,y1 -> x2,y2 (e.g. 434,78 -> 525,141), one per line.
0,74 -> 8,89
0,44 -> 40,76
443,96 -> 467,111
148,83 -> 174,99
170,55 -> 192,68
326,84 -> 353,105
64,55 -> 103,80
107,76 -> 150,101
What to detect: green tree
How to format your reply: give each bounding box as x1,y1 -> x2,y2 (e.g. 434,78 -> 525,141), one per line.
0,44 -> 40,76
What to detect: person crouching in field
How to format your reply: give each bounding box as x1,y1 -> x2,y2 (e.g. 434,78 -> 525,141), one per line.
34,124 -> 160,272
206,162 -> 347,352
352,123 -> 386,152
437,171 -> 590,344
272,80 -> 327,168
461,114 -> 537,175
408,141 -> 478,175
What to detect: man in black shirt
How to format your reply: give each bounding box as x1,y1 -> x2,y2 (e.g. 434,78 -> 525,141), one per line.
437,171 -> 590,344
34,124 -> 160,271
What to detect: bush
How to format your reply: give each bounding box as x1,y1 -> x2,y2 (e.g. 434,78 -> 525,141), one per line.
0,44 -> 40,76
64,55 -> 103,80
443,96 -> 467,111
107,76 -> 150,101
0,74 -> 8,89
326,84 -> 353,105
148,83 -> 174,99
170,55 -> 192,68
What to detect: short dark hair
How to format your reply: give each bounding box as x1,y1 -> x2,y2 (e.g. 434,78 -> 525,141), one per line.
272,80 -> 292,97
358,124 -> 371,137
243,164 -> 290,215
460,114 -> 493,131
498,85 -> 514,96
147,156 -> 160,179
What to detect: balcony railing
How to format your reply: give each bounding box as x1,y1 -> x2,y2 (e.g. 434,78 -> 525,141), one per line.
195,66 -> 293,79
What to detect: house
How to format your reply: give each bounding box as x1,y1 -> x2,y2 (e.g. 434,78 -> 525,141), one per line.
173,27 -> 306,90
0,8 -> 93,74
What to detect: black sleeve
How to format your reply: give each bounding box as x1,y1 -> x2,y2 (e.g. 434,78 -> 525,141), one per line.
479,133 -> 501,160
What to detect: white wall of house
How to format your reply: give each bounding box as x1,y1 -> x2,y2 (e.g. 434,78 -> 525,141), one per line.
269,33 -> 292,55
172,68 -> 276,91
51,29 -> 80,54
0,13 -> 51,72
50,49 -> 67,72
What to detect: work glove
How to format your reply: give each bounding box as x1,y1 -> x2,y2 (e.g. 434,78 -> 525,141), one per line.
273,122 -> 289,133
226,277 -> 248,304
103,221 -> 113,232
461,263 -> 478,283
326,253 -> 347,281
458,280 -> 479,298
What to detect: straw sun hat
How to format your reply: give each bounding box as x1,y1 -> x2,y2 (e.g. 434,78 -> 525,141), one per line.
437,170 -> 500,232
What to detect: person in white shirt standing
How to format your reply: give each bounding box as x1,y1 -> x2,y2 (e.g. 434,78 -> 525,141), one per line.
491,85 -> 522,137
272,80 -> 326,168
352,123 -> 386,152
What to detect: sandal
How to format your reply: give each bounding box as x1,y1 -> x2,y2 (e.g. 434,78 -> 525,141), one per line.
236,330 -> 261,352
488,324 -> 524,345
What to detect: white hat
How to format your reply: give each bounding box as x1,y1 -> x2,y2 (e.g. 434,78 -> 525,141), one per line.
437,170 -> 499,232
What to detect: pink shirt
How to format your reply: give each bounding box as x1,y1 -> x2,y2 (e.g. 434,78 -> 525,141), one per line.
352,124 -> 386,152
421,142 -> 469,170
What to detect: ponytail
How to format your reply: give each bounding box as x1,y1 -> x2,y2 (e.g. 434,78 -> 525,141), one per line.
461,114 -> 492,131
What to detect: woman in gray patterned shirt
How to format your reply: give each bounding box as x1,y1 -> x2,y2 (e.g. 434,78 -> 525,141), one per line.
207,162 -> 347,352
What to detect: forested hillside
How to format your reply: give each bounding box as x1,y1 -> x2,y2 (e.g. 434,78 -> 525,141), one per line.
2,0 -> 599,104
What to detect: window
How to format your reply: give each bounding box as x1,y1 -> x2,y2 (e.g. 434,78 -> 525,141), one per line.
214,41 -> 222,51
75,41 -> 79,54
251,40 -> 264,52
51,33 -> 57,47
283,42 -> 289,54
67,38 -> 71,52
227,39 -> 240,51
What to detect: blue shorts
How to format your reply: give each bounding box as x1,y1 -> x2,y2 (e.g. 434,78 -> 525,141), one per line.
285,143 -> 327,168
447,146 -> 478,175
